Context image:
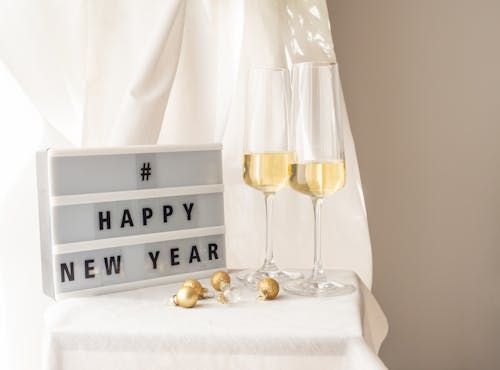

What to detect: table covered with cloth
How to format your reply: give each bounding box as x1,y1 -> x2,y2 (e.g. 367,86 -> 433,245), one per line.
42,270 -> 388,370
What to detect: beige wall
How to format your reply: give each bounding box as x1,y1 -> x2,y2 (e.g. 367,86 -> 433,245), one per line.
327,1 -> 500,369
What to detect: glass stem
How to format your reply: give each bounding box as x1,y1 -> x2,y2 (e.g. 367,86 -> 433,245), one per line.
311,197 -> 325,282
262,192 -> 277,271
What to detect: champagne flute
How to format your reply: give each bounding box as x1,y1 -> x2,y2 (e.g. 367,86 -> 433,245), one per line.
285,62 -> 355,296
240,67 -> 301,286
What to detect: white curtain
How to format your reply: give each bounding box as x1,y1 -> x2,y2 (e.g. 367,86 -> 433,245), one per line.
0,1 -> 376,369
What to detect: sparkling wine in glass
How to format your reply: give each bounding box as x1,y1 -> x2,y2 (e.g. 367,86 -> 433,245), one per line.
285,62 -> 355,296
239,67 -> 302,287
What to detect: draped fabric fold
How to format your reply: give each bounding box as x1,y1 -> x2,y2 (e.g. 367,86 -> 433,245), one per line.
0,1 -> 386,368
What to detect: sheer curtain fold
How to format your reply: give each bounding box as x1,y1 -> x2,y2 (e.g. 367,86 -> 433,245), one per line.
0,0 -> 374,287
0,0 -> 374,289
0,2 -> 385,367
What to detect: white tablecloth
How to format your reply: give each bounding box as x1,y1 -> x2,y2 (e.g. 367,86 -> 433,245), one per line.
42,270 -> 387,370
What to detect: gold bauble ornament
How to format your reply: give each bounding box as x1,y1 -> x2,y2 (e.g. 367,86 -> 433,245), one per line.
171,286 -> 198,308
210,270 -> 231,291
257,278 -> 280,301
183,279 -> 209,299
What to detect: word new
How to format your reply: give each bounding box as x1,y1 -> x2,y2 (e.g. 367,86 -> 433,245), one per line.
98,202 -> 194,230
60,242 -> 220,283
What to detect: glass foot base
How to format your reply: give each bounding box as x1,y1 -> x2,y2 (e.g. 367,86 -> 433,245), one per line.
237,269 -> 303,288
284,277 -> 355,297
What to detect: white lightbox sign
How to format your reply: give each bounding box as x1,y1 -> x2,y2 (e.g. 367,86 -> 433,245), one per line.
36,144 -> 226,299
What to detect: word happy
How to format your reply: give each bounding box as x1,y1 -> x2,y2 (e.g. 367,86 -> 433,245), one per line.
98,202 -> 194,230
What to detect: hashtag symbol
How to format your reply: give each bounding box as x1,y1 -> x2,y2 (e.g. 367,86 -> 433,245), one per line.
140,162 -> 151,181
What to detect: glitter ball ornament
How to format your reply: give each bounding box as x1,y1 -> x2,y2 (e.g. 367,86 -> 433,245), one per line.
210,270 -> 231,291
257,278 -> 280,301
170,286 -> 198,308
183,279 -> 210,299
